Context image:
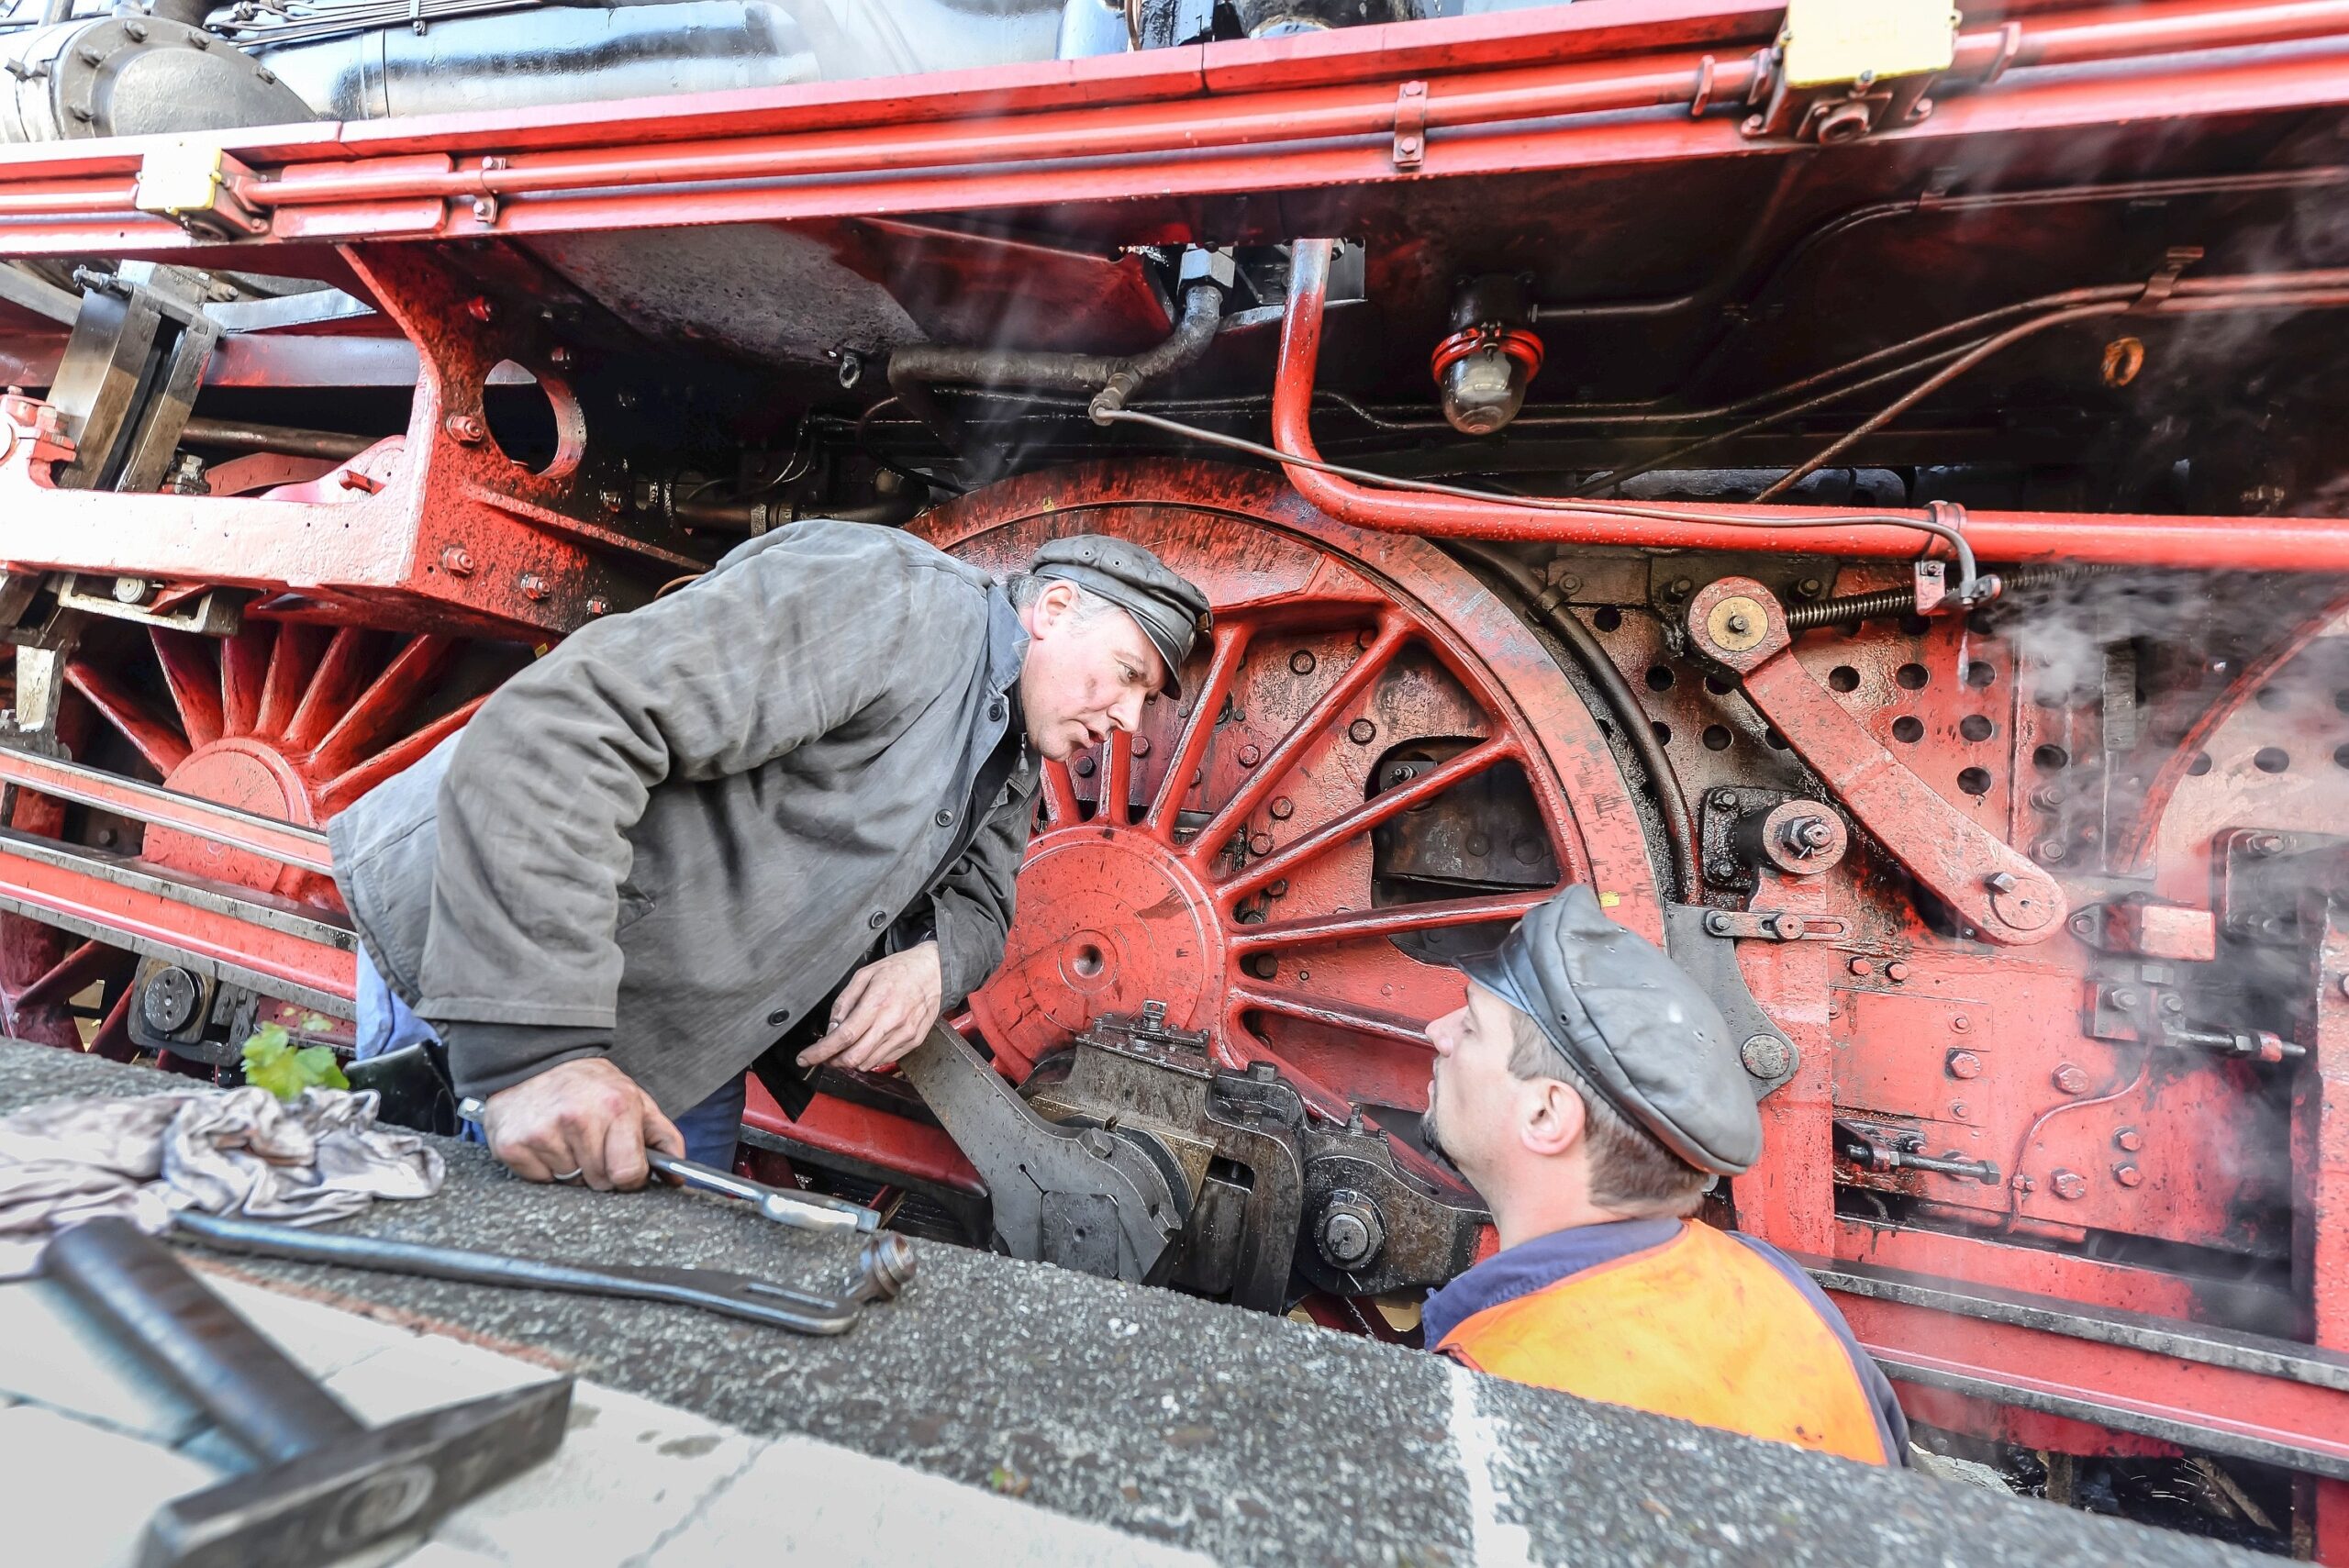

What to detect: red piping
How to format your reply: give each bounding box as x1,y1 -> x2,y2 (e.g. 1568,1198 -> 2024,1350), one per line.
1271,239 -> 2349,571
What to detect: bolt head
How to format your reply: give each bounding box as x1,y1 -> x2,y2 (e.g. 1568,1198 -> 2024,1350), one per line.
1739,1034 -> 1794,1080
1269,797 -> 1294,820
1946,1050 -> 1983,1080
443,413 -> 486,445
440,546 -> 475,576
2050,1169 -> 2087,1200
2053,1064 -> 2090,1095
1848,957 -> 1874,976
110,575 -> 152,605
2112,1163 -> 2143,1188
1884,962 -> 1909,983
1986,871 -> 2017,894
585,596 -> 610,617
1949,1015 -> 1972,1034
1237,744 -> 1263,767
2115,1128 -> 2143,1152
518,573 -> 551,601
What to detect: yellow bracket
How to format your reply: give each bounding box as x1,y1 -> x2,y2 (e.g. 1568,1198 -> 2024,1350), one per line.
133,141 -> 267,237
1781,0 -> 1959,90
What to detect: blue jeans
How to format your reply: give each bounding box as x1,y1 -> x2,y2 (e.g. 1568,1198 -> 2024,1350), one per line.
355,946 -> 746,1168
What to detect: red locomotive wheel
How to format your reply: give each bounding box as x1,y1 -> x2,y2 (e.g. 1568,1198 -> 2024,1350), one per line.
915,462 -> 1661,1123
0,618 -> 512,1057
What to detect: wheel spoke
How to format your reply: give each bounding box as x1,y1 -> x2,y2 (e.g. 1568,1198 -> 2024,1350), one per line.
317,694 -> 485,813
150,630 -> 223,750
284,628 -> 373,753
1098,730 -> 1132,825
1228,887 -> 1549,953
219,626 -> 273,738
1039,758 -> 1079,825
256,623 -> 327,740
1143,620 -> 1253,841
14,939 -> 117,1017
86,983 -> 136,1062
66,659 -> 190,776
311,635 -> 449,779
1230,981 -> 1432,1048
1220,732 -> 1521,904
1183,614 -> 1410,867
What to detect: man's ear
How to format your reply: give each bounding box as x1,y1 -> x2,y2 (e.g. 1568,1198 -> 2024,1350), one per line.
1032,580 -> 1080,634
1520,1077 -> 1587,1160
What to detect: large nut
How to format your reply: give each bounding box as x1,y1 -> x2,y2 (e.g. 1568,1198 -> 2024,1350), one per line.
1317,1192 -> 1385,1270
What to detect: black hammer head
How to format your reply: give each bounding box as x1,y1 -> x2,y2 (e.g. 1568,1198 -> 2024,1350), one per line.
139,1376 -> 573,1568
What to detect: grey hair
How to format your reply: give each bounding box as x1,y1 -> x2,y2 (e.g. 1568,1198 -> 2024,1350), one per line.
1006,572 -> 1120,623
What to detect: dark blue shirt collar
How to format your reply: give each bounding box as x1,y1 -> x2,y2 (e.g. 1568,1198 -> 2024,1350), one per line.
1420,1217 -> 1685,1351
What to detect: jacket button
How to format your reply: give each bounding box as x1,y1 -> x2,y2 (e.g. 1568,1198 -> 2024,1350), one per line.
868,909 -> 887,929
935,808 -> 953,827
767,1007 -> 791,1026
988,701 -> 1005,722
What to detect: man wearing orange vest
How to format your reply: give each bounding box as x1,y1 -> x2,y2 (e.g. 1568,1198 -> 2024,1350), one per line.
1419,884 -> 1909,1467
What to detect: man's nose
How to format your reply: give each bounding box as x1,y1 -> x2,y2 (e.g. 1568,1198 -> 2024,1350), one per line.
1427,1008 -> 1464,1056
1108,687 -> 1146,732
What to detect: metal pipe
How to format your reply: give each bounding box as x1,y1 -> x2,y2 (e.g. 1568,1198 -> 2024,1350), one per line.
187,0 -> 2349,216
889,281 -> 1224,464
1270,239 -> 2349,571
179,417 -> 376,462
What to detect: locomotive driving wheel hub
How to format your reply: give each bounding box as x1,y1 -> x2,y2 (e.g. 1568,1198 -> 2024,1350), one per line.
986,817 -> 1221,1032
1014,828 -> 1225,1033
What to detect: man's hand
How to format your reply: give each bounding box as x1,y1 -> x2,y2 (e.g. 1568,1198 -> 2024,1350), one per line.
481,1057 -> 685,1190
797,941 -> 943,1073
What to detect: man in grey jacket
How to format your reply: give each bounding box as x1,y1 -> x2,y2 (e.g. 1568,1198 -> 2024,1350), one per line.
329,522 -> 1210,1191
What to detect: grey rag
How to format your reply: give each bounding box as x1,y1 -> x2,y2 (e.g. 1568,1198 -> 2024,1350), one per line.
0,1084 -> 444,1278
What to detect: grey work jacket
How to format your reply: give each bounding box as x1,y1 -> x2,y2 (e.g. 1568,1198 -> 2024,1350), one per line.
328,519 -> 1041,1111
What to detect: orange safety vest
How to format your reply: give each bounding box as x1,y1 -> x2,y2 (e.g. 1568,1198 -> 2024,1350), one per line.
1427,1218 -> 1906,1467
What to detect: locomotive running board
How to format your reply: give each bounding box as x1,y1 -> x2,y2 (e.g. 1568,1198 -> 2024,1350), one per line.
0,749 -> 354,1015
1814,1255 -> 2349,1481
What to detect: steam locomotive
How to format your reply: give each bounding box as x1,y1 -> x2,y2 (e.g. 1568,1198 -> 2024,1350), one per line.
3,0 -> 2347,1549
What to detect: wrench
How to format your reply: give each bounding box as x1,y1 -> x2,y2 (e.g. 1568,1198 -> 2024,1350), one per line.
457,1095 -> 880,1232
174,1210 -> 914,1335
645,1150 -> 880,1234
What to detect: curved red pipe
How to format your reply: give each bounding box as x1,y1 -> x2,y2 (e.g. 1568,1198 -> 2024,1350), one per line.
1270,239 -> 2349,571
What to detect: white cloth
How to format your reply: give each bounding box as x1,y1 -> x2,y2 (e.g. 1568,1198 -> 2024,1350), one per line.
0,1085 -> 444,1278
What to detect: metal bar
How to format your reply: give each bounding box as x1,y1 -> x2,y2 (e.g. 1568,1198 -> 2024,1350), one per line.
1815,1256 -> 2349,1481
0,827 -> 353,1011
0,0 -> 2333,253
0,748 -> 334,874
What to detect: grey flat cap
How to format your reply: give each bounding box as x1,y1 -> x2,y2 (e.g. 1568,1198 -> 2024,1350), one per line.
1457,885 -> 1763,1175
1030,535 -> 1211,698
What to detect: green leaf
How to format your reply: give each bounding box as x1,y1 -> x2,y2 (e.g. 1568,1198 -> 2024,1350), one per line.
241,1023 -> 348,1100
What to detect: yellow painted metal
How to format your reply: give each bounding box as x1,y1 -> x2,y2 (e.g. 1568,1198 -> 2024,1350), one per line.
1781,0 -> 1958,90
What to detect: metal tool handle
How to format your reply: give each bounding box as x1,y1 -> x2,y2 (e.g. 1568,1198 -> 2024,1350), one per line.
172,1210 -> 895,1336
43,1218 -> 364,1463
645,1150 -> 877,1233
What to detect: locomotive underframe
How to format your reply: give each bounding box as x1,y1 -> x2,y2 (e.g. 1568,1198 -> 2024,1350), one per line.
3,0 -> 2349,1552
